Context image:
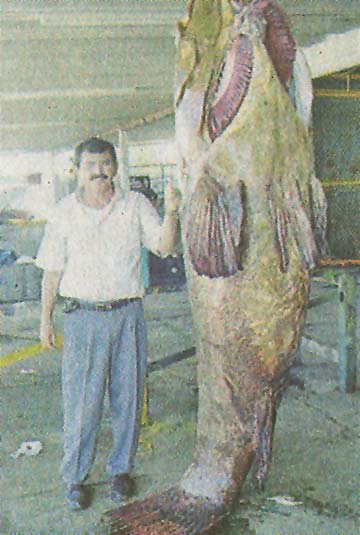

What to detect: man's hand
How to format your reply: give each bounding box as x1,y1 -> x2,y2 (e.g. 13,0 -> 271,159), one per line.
40,319 -> 56,349
164,184 -> 181,215
159,185 -> 181,256
39,269 -> 62,349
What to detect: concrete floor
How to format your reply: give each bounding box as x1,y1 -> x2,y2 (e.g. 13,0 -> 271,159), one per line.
0,285 -> 359,535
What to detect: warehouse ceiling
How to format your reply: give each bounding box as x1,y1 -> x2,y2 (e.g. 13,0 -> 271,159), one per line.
1,0 -> 360,152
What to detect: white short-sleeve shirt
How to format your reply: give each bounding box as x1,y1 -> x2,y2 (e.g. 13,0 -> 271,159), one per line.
35,190 -> 162,301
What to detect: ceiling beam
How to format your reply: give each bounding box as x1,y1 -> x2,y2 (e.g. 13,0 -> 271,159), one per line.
0,86 -> 166,101
0,105 -> 174,131
304,28 -> 360,78
0,2 -> 185,41
0,22 -> 178,42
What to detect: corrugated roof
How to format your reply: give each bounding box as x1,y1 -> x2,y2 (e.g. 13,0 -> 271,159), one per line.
0,0 -> 359,151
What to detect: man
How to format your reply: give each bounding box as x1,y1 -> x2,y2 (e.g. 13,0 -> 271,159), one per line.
36,137 -> 180,510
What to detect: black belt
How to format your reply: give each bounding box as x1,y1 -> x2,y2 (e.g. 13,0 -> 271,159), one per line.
63,297 -> 140,313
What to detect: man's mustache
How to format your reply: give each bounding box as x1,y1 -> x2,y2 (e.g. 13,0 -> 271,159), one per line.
90,174 -> 109,181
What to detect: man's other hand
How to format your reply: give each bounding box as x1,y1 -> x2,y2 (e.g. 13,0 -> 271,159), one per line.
40,320 -> 56,349
164,184 -> 181,215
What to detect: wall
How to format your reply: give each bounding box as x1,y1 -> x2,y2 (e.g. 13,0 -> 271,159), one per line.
313,97 -> 360,180
313,87 -> 360,258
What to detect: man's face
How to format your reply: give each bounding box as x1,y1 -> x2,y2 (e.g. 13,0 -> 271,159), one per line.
77,150 -> 118,191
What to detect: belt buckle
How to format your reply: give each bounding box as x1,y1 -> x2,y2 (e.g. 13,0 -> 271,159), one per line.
63,299 -> 79,313
95,302 -> 112,311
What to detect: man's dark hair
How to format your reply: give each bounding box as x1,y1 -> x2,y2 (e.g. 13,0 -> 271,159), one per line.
74,137 -> 117,169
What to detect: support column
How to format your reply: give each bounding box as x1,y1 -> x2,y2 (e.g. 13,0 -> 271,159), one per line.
336,270 -> 358,393
118,130 -> 129,191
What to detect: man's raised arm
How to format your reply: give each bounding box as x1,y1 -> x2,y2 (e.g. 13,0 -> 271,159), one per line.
159,184 -> 181,256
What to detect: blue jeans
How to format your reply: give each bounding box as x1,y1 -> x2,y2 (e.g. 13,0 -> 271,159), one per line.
61,299 -> 147,485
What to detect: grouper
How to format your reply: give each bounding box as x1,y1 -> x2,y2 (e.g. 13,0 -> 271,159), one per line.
103,0 -> 327,533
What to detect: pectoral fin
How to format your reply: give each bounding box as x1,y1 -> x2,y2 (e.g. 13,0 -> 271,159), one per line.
308,177 -> 328,258
267,182 -> 318,272
266,184 -> 290,273
186,175 -> 245,278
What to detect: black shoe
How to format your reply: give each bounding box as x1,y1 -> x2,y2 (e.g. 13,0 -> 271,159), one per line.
109,473 -> 136,502
66,484 -> 88,511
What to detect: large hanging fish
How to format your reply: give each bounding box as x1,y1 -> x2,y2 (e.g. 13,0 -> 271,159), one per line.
103,1 -> 327,533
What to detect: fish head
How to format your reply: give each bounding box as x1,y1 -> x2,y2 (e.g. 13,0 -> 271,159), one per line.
175,2 -> 260,193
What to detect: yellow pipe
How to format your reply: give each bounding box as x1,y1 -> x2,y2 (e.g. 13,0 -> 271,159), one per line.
0,336 -> 63,368
6,218 -> 45,227
314,89 -> 360,99
327,73 -> 360,81
322,180 -> 360,187
0,334 -> 150,426
141,377 -> 150,427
